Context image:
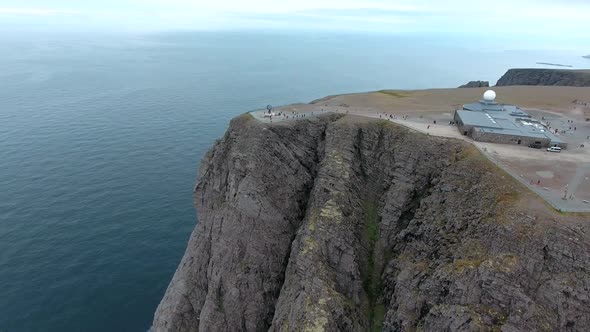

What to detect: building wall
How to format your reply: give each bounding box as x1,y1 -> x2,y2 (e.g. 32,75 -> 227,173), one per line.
550,141 -> 568,149
471,129 -> 551,147
458,124 -> 474,136
454,111 -> 473,136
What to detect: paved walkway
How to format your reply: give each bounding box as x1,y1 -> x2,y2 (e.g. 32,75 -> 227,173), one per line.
250,107 -> 590,212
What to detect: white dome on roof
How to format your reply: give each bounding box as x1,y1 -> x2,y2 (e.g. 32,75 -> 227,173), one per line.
483,90 -> 496,101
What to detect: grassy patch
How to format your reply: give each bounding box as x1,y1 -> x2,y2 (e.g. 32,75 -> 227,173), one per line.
379,90 -> 409,98
371,304 -> 386,332
482,254 -> 519,273
376,119 -> 397,128
309,210 -> 318,232
453,257 -> 485,272
320,199 -> 344,223
362,199 -> 384,331
234,112 -> 255,125
362,200 -> 379,294
454,145 -> 480,162
496,191 -> 520,204
301,236 -> 317,256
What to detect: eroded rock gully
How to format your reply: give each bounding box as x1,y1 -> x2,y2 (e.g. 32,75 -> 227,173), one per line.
153,114 -> 590,332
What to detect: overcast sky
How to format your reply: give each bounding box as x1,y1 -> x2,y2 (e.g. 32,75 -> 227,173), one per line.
1,0 -> 588,45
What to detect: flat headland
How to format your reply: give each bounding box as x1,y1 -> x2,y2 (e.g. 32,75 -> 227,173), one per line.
251,86 -> 590,212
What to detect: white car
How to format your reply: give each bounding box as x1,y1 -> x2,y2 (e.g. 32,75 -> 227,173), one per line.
547,146 -> 562,153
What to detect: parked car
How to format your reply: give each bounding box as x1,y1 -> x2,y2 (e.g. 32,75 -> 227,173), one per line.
528,143 -> 543,149
547,146 -> 562,153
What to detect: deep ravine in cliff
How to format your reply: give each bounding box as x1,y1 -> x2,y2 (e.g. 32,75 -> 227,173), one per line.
152,113 -> 590,332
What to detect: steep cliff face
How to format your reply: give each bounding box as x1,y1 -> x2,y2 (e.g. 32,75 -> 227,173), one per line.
153,114 -> 590,332
496,68 -> 590,87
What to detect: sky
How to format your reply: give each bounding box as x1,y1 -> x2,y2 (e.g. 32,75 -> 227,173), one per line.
0,0 -> 589,47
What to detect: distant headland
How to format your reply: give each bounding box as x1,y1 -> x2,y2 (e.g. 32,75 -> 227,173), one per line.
496,68 -> 590,87
536,62 -> 573,68
460,68 -> 590,88
584,55 -> 590,59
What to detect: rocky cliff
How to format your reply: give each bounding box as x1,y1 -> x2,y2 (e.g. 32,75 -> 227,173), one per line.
458,81 -> 489,88
496,68 -> 590,87
153,113 -> 590,332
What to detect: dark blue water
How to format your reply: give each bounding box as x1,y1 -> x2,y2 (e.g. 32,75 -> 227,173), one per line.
0,31 -> 586,332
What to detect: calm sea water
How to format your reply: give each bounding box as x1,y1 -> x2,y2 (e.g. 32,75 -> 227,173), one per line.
0,31 -> 587,332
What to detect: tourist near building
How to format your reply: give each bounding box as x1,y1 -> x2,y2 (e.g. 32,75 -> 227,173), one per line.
453,90 -> 567,148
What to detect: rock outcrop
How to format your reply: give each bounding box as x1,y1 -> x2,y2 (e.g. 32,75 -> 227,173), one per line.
496,68 -> 590,87
153,113 -> 590,332
458,81 -> 489,88
583,55 -> 590,59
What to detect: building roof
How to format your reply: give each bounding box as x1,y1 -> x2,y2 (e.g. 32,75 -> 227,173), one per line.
463,100 -> 504,112
456,110 -> 564,143
476,127 -> 548,139
456,110 -> 502,129
463,101 -> 531,118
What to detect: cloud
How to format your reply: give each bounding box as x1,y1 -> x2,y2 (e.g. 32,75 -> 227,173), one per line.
0,0 -> 588,43
139,0 -> 422,14
230,0 -> 590,36
0,7 -> 79,16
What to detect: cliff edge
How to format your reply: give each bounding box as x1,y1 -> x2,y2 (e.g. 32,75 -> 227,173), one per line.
496,68 -> 590,87
153,113 -> 590,331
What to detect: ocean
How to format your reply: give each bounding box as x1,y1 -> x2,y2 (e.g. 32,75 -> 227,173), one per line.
0,30 -> 587,332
